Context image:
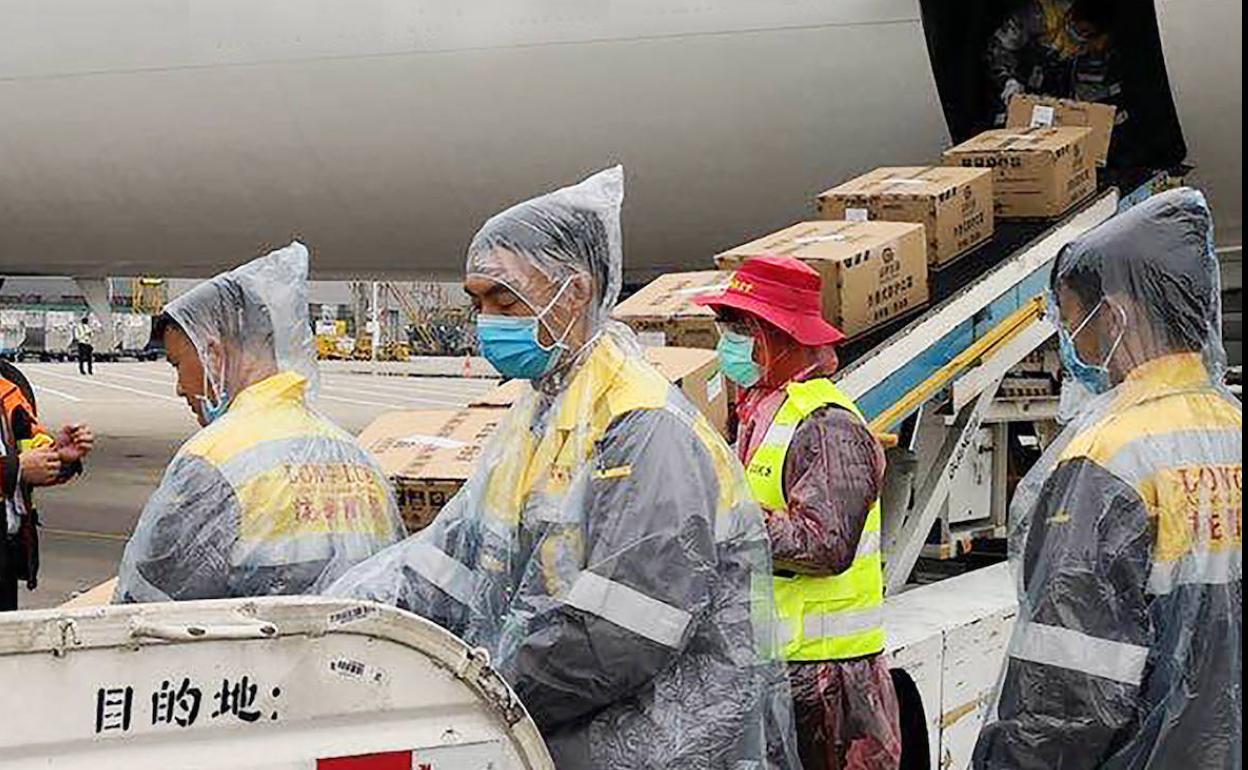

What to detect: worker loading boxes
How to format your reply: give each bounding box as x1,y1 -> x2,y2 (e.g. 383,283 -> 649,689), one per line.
7,2 -> 1242,768
715,220 -> 929,340
816,166 -> 995,270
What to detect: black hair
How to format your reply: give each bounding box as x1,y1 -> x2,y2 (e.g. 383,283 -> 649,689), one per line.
1050,243 -> 1105,314
151,311 -> 179,344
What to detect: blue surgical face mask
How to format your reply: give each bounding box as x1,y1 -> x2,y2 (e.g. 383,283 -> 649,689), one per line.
200,389 -> 230,424
1057,298 -> 1124,395
717,330 -> 762,388
197,360 -> 230,424
476,278 -> 574,381
477,315 -> 563,380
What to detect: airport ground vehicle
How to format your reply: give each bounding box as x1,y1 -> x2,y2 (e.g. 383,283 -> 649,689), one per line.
0,595 -> 553,769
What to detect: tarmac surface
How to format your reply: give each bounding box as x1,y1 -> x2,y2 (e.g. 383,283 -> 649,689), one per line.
14,360 -> 496,608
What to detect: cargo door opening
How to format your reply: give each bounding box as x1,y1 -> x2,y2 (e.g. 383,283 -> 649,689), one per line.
918,0 -> 1187,170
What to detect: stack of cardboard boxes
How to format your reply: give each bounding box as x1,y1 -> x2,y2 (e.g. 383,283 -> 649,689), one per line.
357,93 -> 1115,533
941,93 -> 1115,221
943,127 -> 1096,219
1006,94 -> 1117,167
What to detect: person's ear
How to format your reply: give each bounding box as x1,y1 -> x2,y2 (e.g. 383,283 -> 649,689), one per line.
758,319 -> 790,352
1101,297 -> 1131,339
202,337 -> 226,383
566,272 -> 594,307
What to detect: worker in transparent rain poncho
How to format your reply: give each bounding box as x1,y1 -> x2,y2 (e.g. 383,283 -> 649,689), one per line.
974,188 -> 1242,769
114,242 -> 405,603
329,167 -> 800,770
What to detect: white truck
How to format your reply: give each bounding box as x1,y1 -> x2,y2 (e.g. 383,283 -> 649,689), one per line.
0,596 -> 553,769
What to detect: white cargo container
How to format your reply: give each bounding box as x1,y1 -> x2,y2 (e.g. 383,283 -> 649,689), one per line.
0,322 -> 23,353
885,563 -> 1016,770
45,310 -> 77,355
113,312 -> 154,355
0,597 -> 553,770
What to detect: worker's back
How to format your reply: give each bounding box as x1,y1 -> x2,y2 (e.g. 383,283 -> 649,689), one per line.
1063,355 -> 1240,768
115,371 -> 405,603
1002,352 -> 1242,769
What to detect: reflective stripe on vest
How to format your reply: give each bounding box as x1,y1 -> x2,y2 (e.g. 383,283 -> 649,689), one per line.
745,378 -> 886,661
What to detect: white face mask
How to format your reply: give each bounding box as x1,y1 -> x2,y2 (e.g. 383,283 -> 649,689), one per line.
530,276 -> 577,353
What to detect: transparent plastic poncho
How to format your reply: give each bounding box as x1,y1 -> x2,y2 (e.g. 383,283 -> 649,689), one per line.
330,168 -> 800,769
115,243 -> 405,603
974,189 -> 1242,769
168,241 -> 321,407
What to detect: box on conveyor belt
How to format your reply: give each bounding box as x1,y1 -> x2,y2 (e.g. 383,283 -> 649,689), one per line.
816,166 -> 994,269
356,408 -> 504,532
471,346 -> 730,437
611,271 -> 730,349
714,221 -> 929,339
1007,93 -> 1117,166
942,127 -> 1095,219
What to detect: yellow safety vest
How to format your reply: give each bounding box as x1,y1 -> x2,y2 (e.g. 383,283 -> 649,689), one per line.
1059,353 -> 1243,596
745,378 -> 885,661
181,372 -> 400,566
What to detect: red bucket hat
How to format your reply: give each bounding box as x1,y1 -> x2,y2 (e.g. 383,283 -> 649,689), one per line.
695,254 -> 846,346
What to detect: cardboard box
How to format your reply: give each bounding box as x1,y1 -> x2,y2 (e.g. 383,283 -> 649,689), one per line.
714,221 -> 929,339
943,127 -> 1096,219
471,346 -> 730,437
1007,94 -> 1116,166
60,577 -> 119,608
612,271 -> 730,349
356,408 -> 504,532
816,166 -> 994,269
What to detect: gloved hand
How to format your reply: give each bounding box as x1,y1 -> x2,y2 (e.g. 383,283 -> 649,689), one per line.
1001,78 -> 1025,106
